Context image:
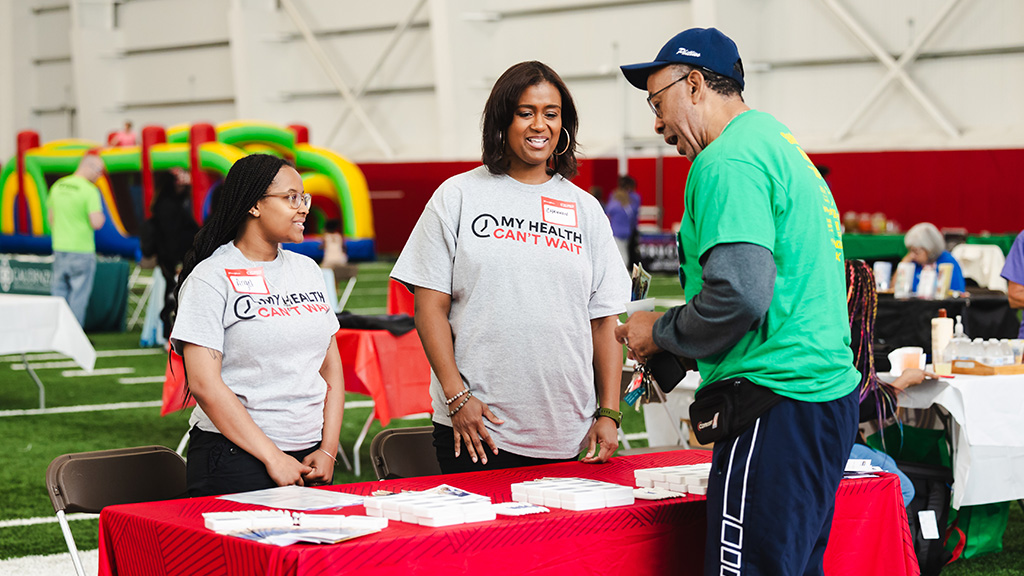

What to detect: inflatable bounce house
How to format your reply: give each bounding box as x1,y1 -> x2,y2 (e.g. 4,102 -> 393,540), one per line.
0,120 -> 375,261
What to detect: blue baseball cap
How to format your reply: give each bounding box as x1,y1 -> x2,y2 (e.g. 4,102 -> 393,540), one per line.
620,27 -> 744,91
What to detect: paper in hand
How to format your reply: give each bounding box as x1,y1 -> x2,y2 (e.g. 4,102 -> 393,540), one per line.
631,263 -> 652,302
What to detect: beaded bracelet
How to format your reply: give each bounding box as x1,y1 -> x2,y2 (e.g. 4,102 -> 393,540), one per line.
444,388 -> 470,406
447,391 -> 473,417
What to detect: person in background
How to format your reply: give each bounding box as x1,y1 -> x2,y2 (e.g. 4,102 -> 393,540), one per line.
903,222 -> 965,293
604,183 -> 636,267
618,175 -> 642,267
1000,230 -> 1024,338
391,61 -> 630,473
49,154 -> 106,327
141,167 -> 199,339
170,154 -> 343,497
108,120 -> 137,147
847,259 -> 938,507
614,28 -> 860,575
319,218 -> 358,290
588,185 -> 605,208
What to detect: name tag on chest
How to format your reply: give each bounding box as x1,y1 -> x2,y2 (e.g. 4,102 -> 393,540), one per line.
226,268 -> 270,294
541,197 -> 578,228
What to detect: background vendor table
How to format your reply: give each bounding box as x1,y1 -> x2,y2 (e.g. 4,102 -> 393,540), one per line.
0,255 -> 130,332
899,372 -> 1024,509
841,233 -> 1017,261
0,294 -> 96,408
97,450 -> 917,576
335,327 -> 432,476
874,293 -> 1019,370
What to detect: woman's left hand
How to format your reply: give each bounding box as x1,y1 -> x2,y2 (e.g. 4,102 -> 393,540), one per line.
581,417 -> 619,464
301,450 -> 336,486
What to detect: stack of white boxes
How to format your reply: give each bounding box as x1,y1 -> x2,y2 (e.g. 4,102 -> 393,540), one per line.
363,490 -> 496,527
633,463 -> 712,495
509,478 -> 635,511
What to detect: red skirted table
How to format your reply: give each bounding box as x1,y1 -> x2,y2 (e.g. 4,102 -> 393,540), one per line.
97,450 -> 917,576
334,327 -> 432,476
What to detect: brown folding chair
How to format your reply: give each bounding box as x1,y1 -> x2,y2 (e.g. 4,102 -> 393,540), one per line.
46,445 -> 187,576
369,426 -> 442,480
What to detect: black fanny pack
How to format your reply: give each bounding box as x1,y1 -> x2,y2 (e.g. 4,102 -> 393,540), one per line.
688,377 -> 783,445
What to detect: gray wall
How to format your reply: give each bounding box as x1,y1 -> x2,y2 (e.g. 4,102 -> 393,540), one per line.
2,0 -> 1022,161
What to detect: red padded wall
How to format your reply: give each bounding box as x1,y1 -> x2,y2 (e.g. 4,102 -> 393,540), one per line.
360,148 -> 1024,256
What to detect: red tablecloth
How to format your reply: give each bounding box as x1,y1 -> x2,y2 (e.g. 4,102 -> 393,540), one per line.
334,328 -> 432,426
97,451 -> 917,576
161,328 -> 432,425
386,279 -> 414,316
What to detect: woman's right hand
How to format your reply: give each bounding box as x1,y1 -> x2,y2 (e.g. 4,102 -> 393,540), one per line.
264,451 -> 313,487
450,396 -> 504,465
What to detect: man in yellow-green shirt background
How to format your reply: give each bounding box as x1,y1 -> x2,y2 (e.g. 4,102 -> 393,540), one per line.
49,154 -> 106,327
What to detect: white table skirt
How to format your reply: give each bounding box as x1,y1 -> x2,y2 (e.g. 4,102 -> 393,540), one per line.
0,294 -> 96,371
899,372 -> 1024,508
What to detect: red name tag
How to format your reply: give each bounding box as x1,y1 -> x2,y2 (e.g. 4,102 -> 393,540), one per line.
225,268 -> 270,294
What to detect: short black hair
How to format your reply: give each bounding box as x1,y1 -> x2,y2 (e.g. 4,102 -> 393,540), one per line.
673,63 -> 744,99
481,61 -> 579,180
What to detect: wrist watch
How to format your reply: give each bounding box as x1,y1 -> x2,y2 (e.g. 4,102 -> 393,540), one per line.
595,407 -> 622,428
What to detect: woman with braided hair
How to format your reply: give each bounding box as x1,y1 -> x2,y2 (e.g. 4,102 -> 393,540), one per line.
170,154 -> 344,497
846,259 -> 936,506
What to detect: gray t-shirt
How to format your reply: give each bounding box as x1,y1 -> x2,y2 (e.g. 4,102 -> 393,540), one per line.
170,242 -> 340,451
391,167 -> 630,459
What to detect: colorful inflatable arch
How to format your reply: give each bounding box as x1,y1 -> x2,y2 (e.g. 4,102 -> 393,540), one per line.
1,121 -> 375,260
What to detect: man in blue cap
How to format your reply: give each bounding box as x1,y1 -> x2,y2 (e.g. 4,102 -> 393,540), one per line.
614,28 -> 860,575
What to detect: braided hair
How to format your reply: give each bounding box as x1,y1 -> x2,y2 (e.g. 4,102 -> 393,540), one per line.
172,153 -> 287,328
846,259 -> 898,434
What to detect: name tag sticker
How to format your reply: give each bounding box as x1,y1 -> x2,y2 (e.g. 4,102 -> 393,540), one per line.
541,197 -> 578,228
226,268 -> 270,294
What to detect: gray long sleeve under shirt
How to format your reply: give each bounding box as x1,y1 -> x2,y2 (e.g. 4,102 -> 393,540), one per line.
652,242 -> 776,360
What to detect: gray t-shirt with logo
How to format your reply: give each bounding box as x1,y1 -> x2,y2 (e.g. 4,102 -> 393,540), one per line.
391,167 -> 630,459
171,242 -> 340,451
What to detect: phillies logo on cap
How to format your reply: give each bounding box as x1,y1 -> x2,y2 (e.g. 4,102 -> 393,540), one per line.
676,47 -> 701,57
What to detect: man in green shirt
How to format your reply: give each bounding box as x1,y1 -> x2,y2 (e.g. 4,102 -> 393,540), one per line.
49,154 -> 106,327
616,28 -> 860,575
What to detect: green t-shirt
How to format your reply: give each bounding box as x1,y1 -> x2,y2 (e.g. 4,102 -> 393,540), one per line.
678,110 -> 858,402
49,175 -> 101,254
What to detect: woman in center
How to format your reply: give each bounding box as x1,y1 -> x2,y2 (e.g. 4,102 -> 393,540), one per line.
391,61 -> 630,472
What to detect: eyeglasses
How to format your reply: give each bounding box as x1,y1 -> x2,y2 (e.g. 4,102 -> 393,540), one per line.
263,192 -> 311,209
646,76 -> 689,118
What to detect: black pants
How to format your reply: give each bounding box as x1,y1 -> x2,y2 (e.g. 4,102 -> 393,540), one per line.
186,426 -> 323,497
431,423 -> 576,474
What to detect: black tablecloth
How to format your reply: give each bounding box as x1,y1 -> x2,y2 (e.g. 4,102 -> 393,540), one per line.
874,292 -> 1020,371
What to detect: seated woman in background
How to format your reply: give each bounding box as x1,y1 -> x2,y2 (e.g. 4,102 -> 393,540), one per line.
903,222 -> 966,293
170,154 -> 344,497
847,259 -> 938,507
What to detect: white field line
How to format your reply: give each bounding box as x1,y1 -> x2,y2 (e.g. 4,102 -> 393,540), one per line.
0,513 -> 98,528
0,348 -> 165,363
118,376 -> 166,385
355,288 -> 388,296
345,307 -> 387,315
0,400 -> 162,418
11,361 -> 81,371
61,367 -> 135,378
346,400 -> 374,409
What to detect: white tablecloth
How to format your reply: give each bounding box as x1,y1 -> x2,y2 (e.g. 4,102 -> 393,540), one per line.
899,372 -> 1024,508
0,294 -> 95,371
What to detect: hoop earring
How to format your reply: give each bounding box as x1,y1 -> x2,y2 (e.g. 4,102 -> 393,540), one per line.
555,127 -> 571,156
